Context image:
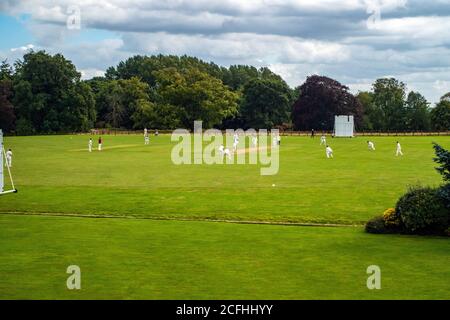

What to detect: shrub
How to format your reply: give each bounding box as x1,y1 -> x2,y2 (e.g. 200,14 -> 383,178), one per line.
395,186 -> 449,234
437,183 -> 450,210
383,208 -> 401,227
365,216 -> 390,234
433,143 -> 450,182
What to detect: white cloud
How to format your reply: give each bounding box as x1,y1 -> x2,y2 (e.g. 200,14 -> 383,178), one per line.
122,32 -> 351,65
10,44 -> 34,52
1,0 -> 450,103
80,68 -> 105,79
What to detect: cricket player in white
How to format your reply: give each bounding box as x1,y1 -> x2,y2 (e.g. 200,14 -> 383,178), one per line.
320,135 -> 326,145
88,138 -> 93,152
144,128 -> 149,145
368,141 -> 375,151
396,141 -> 403,156
325,145 -> 333,158
223,147 -> 231,160
252,135 -> 258,147
5,149 -> 12,167
233,133 -> 239,152
218,144 -> 225,156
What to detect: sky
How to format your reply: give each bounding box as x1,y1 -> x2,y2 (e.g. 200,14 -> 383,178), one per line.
0,0 -> 449,104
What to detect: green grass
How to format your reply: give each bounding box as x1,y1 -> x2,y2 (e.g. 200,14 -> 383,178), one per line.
1,214 -> 449,299
0,134 -> 449,299
1,134 -> 448,224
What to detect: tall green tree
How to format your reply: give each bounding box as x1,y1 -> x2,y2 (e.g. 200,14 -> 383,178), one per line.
240,78 -> 293,129
431,93 -> 450,131
131,102 -> 181,130
95,77 -> 155,129
153,67 -> 239,129
372,78 -> 406,131
405,91 -> 430,131
96,80 -> 125,128
64,82 -> 96,131
0,60 -> 15,132
0,60 -> 13,80
0,79 -> 15,132
356,91 -> 380,130
223,65 -> 260,90
12,50 -> 95,133
106,55 -> 224,86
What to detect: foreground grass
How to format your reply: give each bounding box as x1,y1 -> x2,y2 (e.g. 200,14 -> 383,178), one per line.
0,214 -> 449,299
1,134 -> 449,224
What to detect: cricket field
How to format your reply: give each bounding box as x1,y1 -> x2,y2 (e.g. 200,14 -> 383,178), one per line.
0,134 -> 449,299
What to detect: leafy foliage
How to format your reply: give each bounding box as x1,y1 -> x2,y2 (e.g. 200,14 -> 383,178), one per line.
1,51 -> 449,134
365,216 -> 391,234
433,143 -> 450,182
0,78 -> 15,132
291,75 -> 362,130
395,186 -> 448,234
371,78 -> 406,131
430,97 -> 450,131
240,78 -> 293,129
437,184 -> 450,210
152,67 -> 239,129
11,51 -> 95,133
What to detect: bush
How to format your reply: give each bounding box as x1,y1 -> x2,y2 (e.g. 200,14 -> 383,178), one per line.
437,183 -> 450,210
365,216 -> 390,234
395,186 -> 449,234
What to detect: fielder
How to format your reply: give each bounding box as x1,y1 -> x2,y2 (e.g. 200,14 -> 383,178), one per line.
233,140 -> 239,152
223,147 -> 232,160
98,137 -> 103,151
325,145 -> 333,158
233,133 -> 239,152
320,134 -> 326,145
145,135 -> 150,145
367,141 -> 375,151
396,141 -> 403,156
88,138 -> 93,152
218,144 -> 225,156
5,148 -> 12,167
252,135 -> 258,147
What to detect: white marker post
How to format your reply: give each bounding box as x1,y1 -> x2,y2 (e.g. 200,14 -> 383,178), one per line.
0,129 -> 17,195
0,129 -> 3,193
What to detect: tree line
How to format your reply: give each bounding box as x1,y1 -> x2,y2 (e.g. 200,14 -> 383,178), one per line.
0,50 -> 449,134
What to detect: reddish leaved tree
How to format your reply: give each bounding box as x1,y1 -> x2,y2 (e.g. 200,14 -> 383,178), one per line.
292,75 -> 362,131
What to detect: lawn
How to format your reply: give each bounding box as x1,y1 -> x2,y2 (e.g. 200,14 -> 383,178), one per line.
0,214 -> 449,299
0,134 -> 449,299
0,134 -> 448,224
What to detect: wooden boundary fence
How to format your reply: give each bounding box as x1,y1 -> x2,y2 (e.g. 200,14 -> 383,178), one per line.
6,129 -> 450,136
81,129 -> 450,137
